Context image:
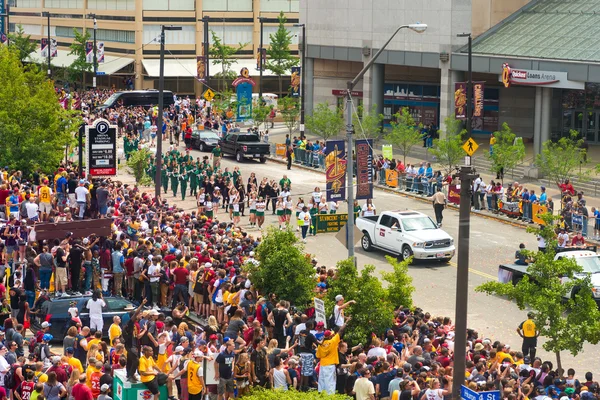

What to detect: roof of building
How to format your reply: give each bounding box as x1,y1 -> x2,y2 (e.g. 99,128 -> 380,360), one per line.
470,0 -> 600,63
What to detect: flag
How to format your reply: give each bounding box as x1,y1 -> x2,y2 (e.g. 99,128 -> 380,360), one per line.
97,41 -> 104,63
325,140 -> 347,202
41,38 -> 48,58
85,41 -> 94,63
196,55 -> 206,81
355,139 -> 374,200
50,38 -> 57,57
290,66 -> 300,97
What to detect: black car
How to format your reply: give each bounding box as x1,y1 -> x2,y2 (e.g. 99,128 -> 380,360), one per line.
31,295 -> 135,340
191,129 -> 221,152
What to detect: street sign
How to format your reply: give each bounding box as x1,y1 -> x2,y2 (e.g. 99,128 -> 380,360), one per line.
460,385 -> 500,400
86,118 -> 118,177
96,72 -> 106,76
334,223 -> 362,249
203,88 -> 215,102
315,213 -> 348,233
462,138 -> 479,156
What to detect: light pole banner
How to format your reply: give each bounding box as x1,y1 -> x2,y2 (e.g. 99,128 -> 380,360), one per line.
85,41 -> 94,63
290,66 -> 301,97
325,140 -> 347,202
41,38 -> 48,58
0,0 -> 4,35
355,139 -> 374,200
0,33 -> 7,45
455,82 -> 467,120
196,55 -> 206,81
97,42 -> 104,63
50,38 -> 57,57
473,82 -> 484,118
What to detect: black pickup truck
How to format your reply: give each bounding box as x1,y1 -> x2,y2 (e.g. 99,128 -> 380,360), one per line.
219,133 -> 271,163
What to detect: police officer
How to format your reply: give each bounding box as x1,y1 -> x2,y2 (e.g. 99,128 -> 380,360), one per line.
517,311 -> 539,359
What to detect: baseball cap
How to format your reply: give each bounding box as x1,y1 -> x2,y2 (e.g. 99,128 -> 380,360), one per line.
43,333 -> 54,342
66,347 -> 74,354
194,349 -> 203,358
198,340 -> 207,346
324,330 -> 333,338
175,346 -> 184,353
101,384 -> 110,392
41,321 -> 51,328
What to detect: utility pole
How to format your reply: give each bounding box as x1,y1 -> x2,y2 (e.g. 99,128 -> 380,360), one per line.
258,16 -> 265,101
458,33 -> 472,137
451,162 -> 479,400
43,11 -> 51,78
89,13 -> 98,88
293,23 -> 306,139
201,16 -> 210,117
155,25 -> 182,199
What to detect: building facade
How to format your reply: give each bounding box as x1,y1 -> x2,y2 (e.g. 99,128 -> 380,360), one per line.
6,0 -> 300,95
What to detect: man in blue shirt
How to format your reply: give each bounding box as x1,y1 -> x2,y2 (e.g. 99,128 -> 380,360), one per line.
521,189 -> 531,222
538,186 -> 547,205
56,172 -> 68,212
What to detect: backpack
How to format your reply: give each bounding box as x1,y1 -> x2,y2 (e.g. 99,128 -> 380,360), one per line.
5,364 -> 18,390
28,335 -> 38,355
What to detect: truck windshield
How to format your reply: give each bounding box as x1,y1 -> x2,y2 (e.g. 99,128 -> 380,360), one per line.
401,217 -> 437,231
577,256 -> 600,274
103,93 -> 119,106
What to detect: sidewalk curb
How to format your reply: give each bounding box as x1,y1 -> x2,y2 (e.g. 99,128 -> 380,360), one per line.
268,156 -> 600,242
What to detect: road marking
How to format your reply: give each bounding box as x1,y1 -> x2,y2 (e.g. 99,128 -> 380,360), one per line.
449,261 -> 496,280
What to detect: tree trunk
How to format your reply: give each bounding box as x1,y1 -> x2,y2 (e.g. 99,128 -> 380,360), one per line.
555,351 -> 563,377
278,75 -> 283,98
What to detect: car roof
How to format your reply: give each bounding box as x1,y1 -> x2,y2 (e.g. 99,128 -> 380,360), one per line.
390,211 -> 426,218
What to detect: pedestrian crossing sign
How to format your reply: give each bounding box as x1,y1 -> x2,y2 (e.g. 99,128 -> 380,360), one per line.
462,138 -> 479,156
203,88 -> 215,102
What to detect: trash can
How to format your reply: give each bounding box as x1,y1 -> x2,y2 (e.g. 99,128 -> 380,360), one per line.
114,369 -> 168,400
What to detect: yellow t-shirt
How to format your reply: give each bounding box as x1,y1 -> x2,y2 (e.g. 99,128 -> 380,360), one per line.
68,357 -> 84,373
88,338 -> 101,350
86,366 -> 100,388
39,186 -> 52,203
187,360 -> 204,395
495,351 -> 514,364
35,371 -> 48,384
139,355 -> 157,383
109,324 -> 122,346
521,319 -> 537,338
318,333 -> 341,366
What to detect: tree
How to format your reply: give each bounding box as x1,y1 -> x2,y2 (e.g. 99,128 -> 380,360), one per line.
211,89 -> 237,119
252,102 -> 270,131
429,116 -> 466,174
535,131 -> 592,187
0,46 -> 80,174
67,28 -> 92,88
486,122 -> 525,183
475,213 -> 600,372
126,148 -> 154,186
209,31 -> 247,91
352,104 -> 384,141
8,24 -> 37,64
305,102 -> 344,141
246,227 -> 316,307
326,258 -> 395,346
265,11 -> 299,96
382,255 -> 414,309
385,107 -> 422,165
279,96 -> 300,136
245,388 -> 350,400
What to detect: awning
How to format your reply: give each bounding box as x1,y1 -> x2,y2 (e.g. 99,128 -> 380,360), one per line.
28,49 -> 134,75
142,58 -> 289,78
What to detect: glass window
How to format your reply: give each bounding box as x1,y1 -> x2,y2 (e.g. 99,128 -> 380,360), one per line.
203,0 -> 252,11
143,24 -> 195,45
106,298 -> 131,311
262,25 -> 298,45
45,0 -> 83,8
379,214 -> 391,227
9,0 -> 42,7
261,0 -> 299,12
56,26 -> 134,43
143,0 -> 194,10
401,217 -> 437,231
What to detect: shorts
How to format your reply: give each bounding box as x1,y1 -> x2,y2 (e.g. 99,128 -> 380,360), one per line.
250,209 -> 256,214
5,245 -> 16,255
285,209 -> 292,215
256,211 -> 264,217
233,212 -> 240,217
217,378 -> 234,395
68,193 -> 77,207
40,202 -> 52,214
276,210 -> 284,216
214,301 -> 223,307
99,205 -> 108,216
205,210 -> 213,218
55,267 -> 68,288
194,293 -> 203,303
300,353 -> 315,376
595,221 -> 600,231
143,378 -> 159,395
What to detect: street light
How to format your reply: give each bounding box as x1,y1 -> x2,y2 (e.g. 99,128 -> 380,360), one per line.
87,13 -> 98,88
345,23 -> 427,260
42,11 -> 51,78
200,16 -> 210,116
293,23 -> 306,139
257,16 -> 266,101
154,25 -> 182,200
457,32 -> 472,137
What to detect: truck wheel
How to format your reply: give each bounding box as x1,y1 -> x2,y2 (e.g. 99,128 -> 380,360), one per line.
361,234 -> 373,252
260,156 -> 267,163
401,246 -> 414,262
236,151 -> 243,162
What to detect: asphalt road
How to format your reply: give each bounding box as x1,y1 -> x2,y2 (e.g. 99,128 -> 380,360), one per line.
152,137 -> 598,374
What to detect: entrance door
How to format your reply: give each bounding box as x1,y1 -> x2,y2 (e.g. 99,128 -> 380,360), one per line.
585,111 -> 598,142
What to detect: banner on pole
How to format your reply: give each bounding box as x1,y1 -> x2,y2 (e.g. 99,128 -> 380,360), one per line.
382,144 -> 393,160
41,38 -> 48,58
290,66 -> 301,97
455,82 -> 467,120
97,41 -> 104,63
473,82 -> 484,118
355,139 -> 373,200
85,41 -> 94,63
50,38 -> 57,57
0,33 -> 7,45
448,184 -> 460,205
196,55 -> 206,81
325,140 -> 347,202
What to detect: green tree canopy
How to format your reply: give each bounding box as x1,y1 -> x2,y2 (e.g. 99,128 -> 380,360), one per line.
209,31 -> 247,91
245,388 -> 350,400
475,214 -> 600,372
252,102 -> 270,131
385,107 -> 422,165
126,148 -> 154,186
535,131 -> 591,187
352,104 -> 384,141
265,11 -> 299,95
279,96 -> 300,136
67,28 -> 92,88
429,115 -> 466,174
487,122 -> 525,183
0,46 -> 80,174
8,24 -> 37,64
246,227 -> 316,308
305,102 -> 344,141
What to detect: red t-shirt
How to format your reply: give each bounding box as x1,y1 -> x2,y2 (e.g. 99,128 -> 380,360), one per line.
72,383 -> 93,400
164,254 -> 177,264
125,257 -> 135,276
172,267 -> 189,285
571,236 -> 585,246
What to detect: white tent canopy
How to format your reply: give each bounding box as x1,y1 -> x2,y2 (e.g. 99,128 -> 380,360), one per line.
28,49 -> 134,75
142,58 -> 289,78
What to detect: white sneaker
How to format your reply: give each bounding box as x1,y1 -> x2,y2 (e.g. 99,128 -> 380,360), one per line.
73,291 -> 82,296
303,239 -> 307,243
84,291 -> 92,296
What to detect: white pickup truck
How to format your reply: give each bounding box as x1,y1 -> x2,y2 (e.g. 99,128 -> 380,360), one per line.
498,247 -> 600,305
355,210 -> 456,262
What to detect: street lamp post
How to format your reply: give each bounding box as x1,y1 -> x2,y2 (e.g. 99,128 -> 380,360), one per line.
201,16 -> 210,116
293,23 -> 306,139
42,11 -> 51,78
258,16 -> 265,101
154,25 -> 182,200
345,23 -> 427,260
457,33 -> 472,137
88,14 -> 98,88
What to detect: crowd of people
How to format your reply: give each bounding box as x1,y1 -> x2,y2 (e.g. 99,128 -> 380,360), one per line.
0,88 -> 597,400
